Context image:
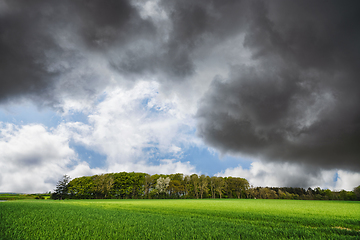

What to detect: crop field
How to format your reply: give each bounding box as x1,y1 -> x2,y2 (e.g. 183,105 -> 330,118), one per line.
0,194 -> 50,201
1,199 -> 359,239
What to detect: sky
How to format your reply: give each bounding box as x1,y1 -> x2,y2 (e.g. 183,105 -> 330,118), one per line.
1,0 -> 360,193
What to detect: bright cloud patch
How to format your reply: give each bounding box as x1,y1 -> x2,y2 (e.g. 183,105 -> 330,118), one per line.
109,159 -> 196,176
335,171 -> 360,191
217,161 -> 359,191
60,81 -> 198,174
0,81 -> 200,193
0,123 -> 76,193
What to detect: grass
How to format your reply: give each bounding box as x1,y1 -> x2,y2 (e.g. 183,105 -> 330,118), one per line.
0,194 -> 50,200
1,199 -> 359,239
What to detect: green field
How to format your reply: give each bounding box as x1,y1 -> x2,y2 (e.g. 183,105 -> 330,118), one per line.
1,199 -> 359,239
0,194 -> 50,201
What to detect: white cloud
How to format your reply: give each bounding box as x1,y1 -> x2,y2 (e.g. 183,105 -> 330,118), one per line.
0,123 -> 76,193
0,80 -> 200,193
109,159 -> 196,176
61,80 -> 198,174
67,161 -> 105,179
335,170 -> 360,191
217,161 -> 342,190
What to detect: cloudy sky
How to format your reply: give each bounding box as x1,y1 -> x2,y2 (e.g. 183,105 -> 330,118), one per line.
1,0 -> 360,193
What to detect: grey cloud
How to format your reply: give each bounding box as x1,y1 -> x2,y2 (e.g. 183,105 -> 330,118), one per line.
157,0 -> 248,77
197,1 -> 360,172
1,0 -> 360,174
0,0 -> 155,105
17,156 -> 42,168
223,161 -> 338,189
197,65 -> 360,171
0,0 -> 62,103
72,0 -> 156,50
110,0 -> 251,78
0,0 -> 249,103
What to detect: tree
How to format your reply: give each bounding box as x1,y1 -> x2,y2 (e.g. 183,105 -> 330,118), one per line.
353,185 -> 360,200
93,174 -> 114,198
168,179 -> 184,198
214,177 -> 225,198
156,177 -> 170,197
130,172 -> 146,199
68,176 -> 94,199
227,177 -> 249,199
51,175 -> 71,200
190,174 -> 200,199
143,174 -> 152,199
323,189 -> 333,200
210,176 -> 217,198
198,175 -> 208,199
278,189 -> 286,199
183,175 -> 191,198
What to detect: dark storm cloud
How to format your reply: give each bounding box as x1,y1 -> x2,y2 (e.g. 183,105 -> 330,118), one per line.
2,0 -> 360,173
197,0 -> 360,171
1,0 -> 232,101
0,0 -> 62,103
158,0 -> 247,77
111,0 -> 248,78
73,0 -> 155,50
0,0 -> 154,104
0,0 -> 248,101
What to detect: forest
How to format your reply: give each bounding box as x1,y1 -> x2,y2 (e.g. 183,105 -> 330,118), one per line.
51,172 -> 360,201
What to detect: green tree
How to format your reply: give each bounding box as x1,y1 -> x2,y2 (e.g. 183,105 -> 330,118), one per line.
210,176 -> 217,198
168,179 -> 184,198
354,185 -> 360,201
143,174 -> 152,199
278,189 -> 286,199
68,176 -> 94,199
183,175 -> 192,198
112,172 -> 133,199
323,189 -> 333,200
198,175 -> 208,199
214,177 -> 225,198
227,177 -> 249,199
93,174 -> 114,198
247,185 -> 256,199
51,175 -> 71,200
190,174 -> 200,199
170,173 -> 184,182
130,172 -> 146,199
111,172 -> 146,199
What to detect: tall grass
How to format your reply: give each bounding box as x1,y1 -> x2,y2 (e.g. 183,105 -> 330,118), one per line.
1,199 -> 359,239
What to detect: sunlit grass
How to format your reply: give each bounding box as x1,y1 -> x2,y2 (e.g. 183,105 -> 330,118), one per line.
1,199 -> 359,239
0,194 -> 50,200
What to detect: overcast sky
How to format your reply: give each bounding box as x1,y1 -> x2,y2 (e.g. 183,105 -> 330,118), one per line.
1,0 -> 359,193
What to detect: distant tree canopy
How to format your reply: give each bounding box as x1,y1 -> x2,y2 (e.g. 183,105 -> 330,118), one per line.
51,172 -> 359,201
354,185 -> 360,201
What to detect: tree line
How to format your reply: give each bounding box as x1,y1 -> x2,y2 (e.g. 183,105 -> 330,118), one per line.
51,172 -> 360,201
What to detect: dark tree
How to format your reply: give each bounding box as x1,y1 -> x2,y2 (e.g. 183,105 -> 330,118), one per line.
354,185 -> 360,201
51,175 -> 71,200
